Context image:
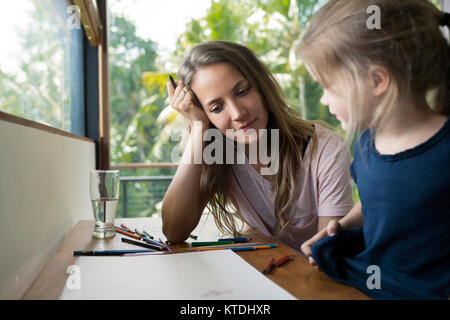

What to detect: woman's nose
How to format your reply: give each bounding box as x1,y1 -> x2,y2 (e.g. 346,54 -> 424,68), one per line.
229,101 -> 248,121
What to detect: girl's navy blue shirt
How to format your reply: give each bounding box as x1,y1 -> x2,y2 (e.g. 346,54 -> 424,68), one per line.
312,118 -> 450,299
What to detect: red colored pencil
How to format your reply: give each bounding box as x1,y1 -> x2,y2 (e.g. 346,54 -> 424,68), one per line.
263,258 -> 276,274
120,224 -> 134,234
274,255 -> 292,267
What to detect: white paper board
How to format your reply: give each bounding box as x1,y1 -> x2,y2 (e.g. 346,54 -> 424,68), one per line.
60,250 -> 296,300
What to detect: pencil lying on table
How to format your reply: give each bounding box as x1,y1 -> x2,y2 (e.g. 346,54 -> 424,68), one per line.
263,258 -> 276,274
121,237 -> 163,251
230,246 -> 276,252
74,249 -> 152,256
274,255 -> 292,267
123,244 -> 278,256
120,224 -> 134,234
261,255 -> 294,274
191,241 -> 233,247
115,227 -> 141,240
191,238 -> 250,247
187,242 -> 260,248
142,237 -> 165,248
182,244 -> 278,252
218,237 -> 249,243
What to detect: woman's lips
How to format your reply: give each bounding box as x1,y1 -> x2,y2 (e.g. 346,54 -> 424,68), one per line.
239,119 -> 256,132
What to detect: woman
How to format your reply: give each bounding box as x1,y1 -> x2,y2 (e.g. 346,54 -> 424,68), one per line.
162,41 -> 353,253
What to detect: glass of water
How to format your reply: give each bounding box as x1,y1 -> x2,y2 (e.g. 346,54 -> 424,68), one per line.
89,170 -> 120,238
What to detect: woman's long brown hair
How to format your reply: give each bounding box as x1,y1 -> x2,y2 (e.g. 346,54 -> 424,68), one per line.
179,41 -> 317,236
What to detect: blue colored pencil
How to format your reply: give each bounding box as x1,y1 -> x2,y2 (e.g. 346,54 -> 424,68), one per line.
218,237 -> 249,243
231,247 -> 269,252
142,237 -> 165,248
73,249 -> 153,256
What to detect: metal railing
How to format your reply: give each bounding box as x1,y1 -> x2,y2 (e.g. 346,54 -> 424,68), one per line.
119,175 -> 173,218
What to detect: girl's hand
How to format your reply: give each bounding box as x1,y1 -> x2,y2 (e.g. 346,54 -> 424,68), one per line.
300,220 -> 341,267
167,80 -> 210,130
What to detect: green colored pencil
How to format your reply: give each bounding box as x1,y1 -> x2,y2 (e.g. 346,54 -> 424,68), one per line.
191,241 -> 233,247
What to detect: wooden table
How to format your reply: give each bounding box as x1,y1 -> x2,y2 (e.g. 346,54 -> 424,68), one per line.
22,216 -> 369,300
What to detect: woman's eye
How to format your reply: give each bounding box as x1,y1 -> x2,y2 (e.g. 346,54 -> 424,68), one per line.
210,105 -> 223,113
237,87 -> 250,96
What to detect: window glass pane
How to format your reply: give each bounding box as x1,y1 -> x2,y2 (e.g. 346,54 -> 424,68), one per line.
108,0 -> 211,217
108,0 -> 211,166
0,0 -> 83,134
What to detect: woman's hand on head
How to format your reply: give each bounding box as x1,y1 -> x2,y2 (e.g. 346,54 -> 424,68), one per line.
167,80 -> 210,129
300,220 -> 341,268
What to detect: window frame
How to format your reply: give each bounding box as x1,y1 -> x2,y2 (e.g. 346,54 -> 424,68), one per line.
0,0 -> 107,168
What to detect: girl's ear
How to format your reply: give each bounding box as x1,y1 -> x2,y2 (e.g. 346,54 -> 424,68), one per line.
368,65 -> 390,96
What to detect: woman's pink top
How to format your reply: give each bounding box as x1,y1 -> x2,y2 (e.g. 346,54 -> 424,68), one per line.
229,125 -> 354,253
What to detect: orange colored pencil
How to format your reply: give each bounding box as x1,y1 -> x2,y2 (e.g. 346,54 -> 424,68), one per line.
115,227 -> 141,240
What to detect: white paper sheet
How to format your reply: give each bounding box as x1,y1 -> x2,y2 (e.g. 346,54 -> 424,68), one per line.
59,250 -> 296,300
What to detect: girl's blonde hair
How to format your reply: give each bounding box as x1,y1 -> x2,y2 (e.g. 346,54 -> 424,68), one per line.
178,41 -> 316,236
298,0 -> 450,141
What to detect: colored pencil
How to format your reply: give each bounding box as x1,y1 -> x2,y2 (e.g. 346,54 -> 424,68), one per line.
120,224 -> 134,233
123,244 -> 278,256
230,246 -> 276,252
115,226 -> 131,233
142,230 -> 154,239
187,242 -> 261,248
74,249 -> 152,256
191,241 -> 233,247
218,237 -> 249,243
187,243 -> 277,250
274,255 -> 292,267
159,238 -> 173,252
263,258 -> 276,274
165,241 -> 173,252
121,237 -> 162,251
142,237 -> 165,248
194,245 -> 277,252
134,229 -> 145,238
115,227 -> 141,240
169,75 -> 177,89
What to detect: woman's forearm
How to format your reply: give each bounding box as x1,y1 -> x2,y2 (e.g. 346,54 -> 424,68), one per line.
161,127 -> 207,242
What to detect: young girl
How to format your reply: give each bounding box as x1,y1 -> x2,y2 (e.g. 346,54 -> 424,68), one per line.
298,0 -> 450,299
161,41 -> 354,253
